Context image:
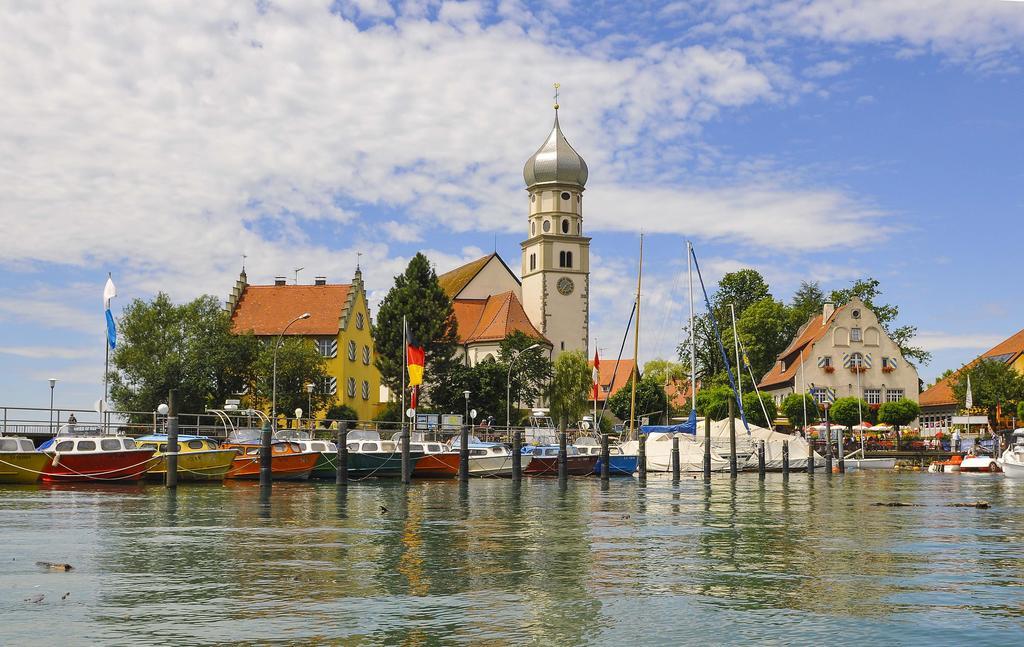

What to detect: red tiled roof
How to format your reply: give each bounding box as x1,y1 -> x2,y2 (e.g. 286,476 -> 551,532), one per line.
758,306 -> 845,390
666,377 -> 698,410
920,327 -> 1024,407
589,358 -> 637,403
231,284 -> 350,336
452,291 -> 548,345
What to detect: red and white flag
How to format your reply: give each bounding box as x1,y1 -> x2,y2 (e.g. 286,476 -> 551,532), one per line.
592,350 -> 600,400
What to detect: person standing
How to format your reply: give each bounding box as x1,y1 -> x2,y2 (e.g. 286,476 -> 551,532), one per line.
952,428 -> 961,453
67,413 -> 77,433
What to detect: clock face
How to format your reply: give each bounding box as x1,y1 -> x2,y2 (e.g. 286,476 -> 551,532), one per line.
557,277 -> 575,296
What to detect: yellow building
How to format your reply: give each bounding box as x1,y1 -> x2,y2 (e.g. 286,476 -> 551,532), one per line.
227,268 -> 381,421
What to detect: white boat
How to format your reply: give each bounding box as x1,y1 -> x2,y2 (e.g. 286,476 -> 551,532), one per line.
844,457 -> 897,470
450,436 -> 532,477
998,430 -> 1024,478
960,451 -> 1001,473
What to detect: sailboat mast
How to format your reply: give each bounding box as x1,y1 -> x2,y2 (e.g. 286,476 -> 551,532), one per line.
800,349 -> 807,431
731,303 -> 742,404
687,241 -> 696,412
628,234 -> 644,440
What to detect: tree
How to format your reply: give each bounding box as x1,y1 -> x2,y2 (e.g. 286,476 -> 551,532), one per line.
549,351 -> 592,429
829,278 -> 930,365
695,385 -> 734,421
109,293 -> 260,416
736,298 -> 792,382
373,253 -> 459,398
878,399 -> 921,448
713,269 -> 771,316
789,281 -> 825,329
951,359 -> 1024,423
608,373 -> 670,426
253,337 -> 330,424
829,397 -> 869,429
499,331 -> 552,412
323,404 -> 358,424
742,391 -> 777,428
642,359 -> 687,385
781,393 -> 820,427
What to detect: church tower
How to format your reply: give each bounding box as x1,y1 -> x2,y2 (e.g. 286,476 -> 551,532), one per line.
521,95 -> 590,357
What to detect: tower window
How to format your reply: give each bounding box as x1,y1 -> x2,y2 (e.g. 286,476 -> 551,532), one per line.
561,219 -> 569,234
559,251 -> 573,268
531,194 -> 536,203
543,220 -> 551,233
531,221 -> 535,236
530,253 -> 536,271
561,192 -> 571,201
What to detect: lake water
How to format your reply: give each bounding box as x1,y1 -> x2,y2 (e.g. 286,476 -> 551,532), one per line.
2,472 -> 1023,645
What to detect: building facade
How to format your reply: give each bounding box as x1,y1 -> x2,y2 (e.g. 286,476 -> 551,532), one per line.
919,327 -> 1024,433
227,268 -> 381,421
758,299 -> 920,421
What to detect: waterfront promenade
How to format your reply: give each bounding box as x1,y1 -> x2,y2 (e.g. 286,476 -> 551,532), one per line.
2,472 -> 1022,645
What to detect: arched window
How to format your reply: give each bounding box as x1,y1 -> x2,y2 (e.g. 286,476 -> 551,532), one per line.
361,380 -> 370,400
566,251 -> 573,267
561,219 -> 569,234
355,312 -> 364,330
543,220 -> 551,233
531,221 -> 536,235
347,377 -> 356,397
362,345 -> 371,365
347,340 -> 357,360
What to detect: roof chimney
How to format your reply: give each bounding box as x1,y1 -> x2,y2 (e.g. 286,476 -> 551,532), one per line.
314,276 -> 326,286
274,276 -> 287,286
822,302 -> 835,322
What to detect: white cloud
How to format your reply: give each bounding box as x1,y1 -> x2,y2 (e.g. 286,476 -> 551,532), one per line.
915,331 -> 1006,352
804,59 -> 852,78
0,346 -> 96,360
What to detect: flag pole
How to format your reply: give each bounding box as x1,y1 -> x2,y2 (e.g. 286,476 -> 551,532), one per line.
687,241 -> 696,413
402,315 -> 407,439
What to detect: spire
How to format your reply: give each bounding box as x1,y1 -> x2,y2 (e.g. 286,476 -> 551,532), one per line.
523,85 -> 588,189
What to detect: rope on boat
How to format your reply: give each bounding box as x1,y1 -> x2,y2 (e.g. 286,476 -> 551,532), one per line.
0,454 -> 161,481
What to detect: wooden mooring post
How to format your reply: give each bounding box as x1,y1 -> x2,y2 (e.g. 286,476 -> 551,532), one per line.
838,427 -> 845,474
782,440 -> 790,478
638,434 -> 647,482
165,389 -> 179,489
824,410 -> 833,475
335,422 -> 348,486
600,433 -> 610,481
400,422 -> 411,485
703,414 -> 711,482
671,434 -> 680,481
757,439 -> 766,479
259,422 -> 273,490
458,425 -> 469,482
558,429 -> 568,483
512,428 -> 522,482
806,433 -> 815,475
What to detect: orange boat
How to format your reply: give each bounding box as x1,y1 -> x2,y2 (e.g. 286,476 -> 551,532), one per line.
222,429 -> 318,481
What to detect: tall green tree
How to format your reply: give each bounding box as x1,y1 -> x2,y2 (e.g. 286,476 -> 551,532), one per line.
742,391 -> 777,428
781,393 -> 820,427
549,351 -> 592,429
878,399 -> 921,447
608,373 -> 670,426
789,281 -> 826,329
829,397 -> 870,429
373,253 -> 459,398
829,278 -> 930,365
109,293 -> 260,416
951,359 -> 1024,422
429,358 -> 509,424
736,298 -> 792,382
253,337 -> 330,423
499,331 -> 552,413
695,384 -> 733,421
642,359 -> 687,385
713,269 -> 771,316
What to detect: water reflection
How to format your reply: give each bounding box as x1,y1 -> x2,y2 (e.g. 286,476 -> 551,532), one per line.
1,473 -> 1023,644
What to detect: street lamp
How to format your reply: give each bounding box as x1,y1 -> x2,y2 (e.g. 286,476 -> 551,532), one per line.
305,383 -> 315,429
463,390 -> 470,427
272,313 -> 311,431
506,343 -> 542,429
48,378 -> 57,435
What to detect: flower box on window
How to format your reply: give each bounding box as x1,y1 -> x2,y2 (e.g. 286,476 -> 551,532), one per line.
824,366 -> 835,373
849,366 -> 867,373
882,366 -> 895,373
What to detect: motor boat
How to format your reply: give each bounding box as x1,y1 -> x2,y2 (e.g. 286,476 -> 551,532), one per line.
38,426 -> 156,483
137,434 -> 237,481
344,430 -> 423,478
275,429 -> 338,479
841,449 -> 896,471
522,444 -> 598,476
221,428 -> 319,480
0,435 -> 50,483
428,436 -> 529,478
573,436 -> 637,475
409,440 -> 457,478
959,448 -> 1001,473
928,455 -> 962,473
998,429 -> 1024,478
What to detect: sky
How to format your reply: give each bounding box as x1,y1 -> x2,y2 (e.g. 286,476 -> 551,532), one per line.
2,0 -> 1023,411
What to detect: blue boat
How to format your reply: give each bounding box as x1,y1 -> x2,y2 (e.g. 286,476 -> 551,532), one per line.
574,437 -> 637,476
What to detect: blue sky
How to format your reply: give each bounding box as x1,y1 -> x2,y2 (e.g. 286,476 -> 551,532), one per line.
2,0 -> 1023,411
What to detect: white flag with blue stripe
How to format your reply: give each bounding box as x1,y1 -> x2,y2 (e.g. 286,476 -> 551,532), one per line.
103,275 -> 117,349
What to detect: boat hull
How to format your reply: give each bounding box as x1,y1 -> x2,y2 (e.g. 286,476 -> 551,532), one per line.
347,452 -> 423,478
845,458 -> 896,471
959,456 -> 1001,473
524,455 -> 597,476
999,458 -> 1024,479
593,455 -> 638,476
0,452 -> 51,483
413,453 -> 459,478
146,449 -> 237,481
224,451 -> 318,480
310,452 -> 339,479
423,453 -> 529,478
42,449 -> 156,483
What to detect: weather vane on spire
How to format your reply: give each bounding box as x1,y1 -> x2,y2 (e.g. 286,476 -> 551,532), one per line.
241,254 -> 247,272
553,82 -> 560,111
356,251 -> 362,271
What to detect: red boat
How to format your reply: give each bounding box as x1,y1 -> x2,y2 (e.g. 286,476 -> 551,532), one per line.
222,430 -> 318,481
522,445 -> 598,476
41,429 -> 156,483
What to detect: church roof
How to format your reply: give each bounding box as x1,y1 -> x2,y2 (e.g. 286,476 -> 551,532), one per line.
438,253 -> 498,298
452,291 -> 548,345
920,326 -> 1024,407
231,284 -> 351,336
523,112 -> 588,189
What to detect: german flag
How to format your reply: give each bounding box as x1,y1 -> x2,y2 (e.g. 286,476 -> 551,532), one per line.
407,334 -> 425,387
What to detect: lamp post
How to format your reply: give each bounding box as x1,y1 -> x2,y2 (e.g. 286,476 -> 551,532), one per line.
48,378 -> 57,435
463,390 -> 470,428
305,383 -> 315,429
506,343 -> 542,430
271,313 -> 311,432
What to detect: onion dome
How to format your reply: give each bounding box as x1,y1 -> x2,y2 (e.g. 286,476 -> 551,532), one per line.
523,111 -> 588,189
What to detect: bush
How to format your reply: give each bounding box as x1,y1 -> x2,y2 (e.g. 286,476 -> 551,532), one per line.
781,393 -> 819,427
878,399 -> 920,429
829,397 -> 870,429
742,391 -> 777,428
695,385 -> 734,420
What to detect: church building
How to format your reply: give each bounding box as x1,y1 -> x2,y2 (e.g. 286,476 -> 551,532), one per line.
440,103 -> 591,362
